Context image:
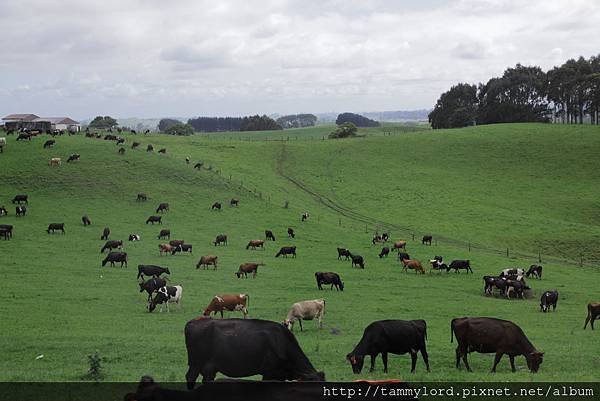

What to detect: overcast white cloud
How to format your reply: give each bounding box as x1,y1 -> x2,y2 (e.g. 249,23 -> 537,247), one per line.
0,0 -> 598,119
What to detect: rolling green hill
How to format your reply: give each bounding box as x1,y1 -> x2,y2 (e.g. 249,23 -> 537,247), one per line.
0,123 -> 598,383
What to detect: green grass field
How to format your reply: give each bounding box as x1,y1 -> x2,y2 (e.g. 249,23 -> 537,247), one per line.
0,123 -> 598,383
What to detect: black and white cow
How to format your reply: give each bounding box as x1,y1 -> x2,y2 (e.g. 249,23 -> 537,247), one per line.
526,265 -> 543,279
16,206 -> 26,217
148,285 -> 183,313
540,290 -> 558,312
129,234 -> 141,241
172,244 -> 193,255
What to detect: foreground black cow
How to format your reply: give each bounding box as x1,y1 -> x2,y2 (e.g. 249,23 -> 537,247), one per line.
337,247 -> 351,260
46,223 -> 65,234
139,277 -> 167,301
146,215 -> 162,224
526,265 -> 543,279
315,272 -> 344,291
100,240 -> 123,253
138,264 -> 170,279
583,302 -> 600,330
347,320 -> 430,374
451,317 -> 544,373
275,246 -> 296,258
184,318 -> 325,388
447,260 -> 472,273
101,252 -> 128,267
540,290 -> 558,312
12,195 -> 28,204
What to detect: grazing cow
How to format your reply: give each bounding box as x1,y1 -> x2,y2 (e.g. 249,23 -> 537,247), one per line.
378,247 -> 390,258
429,256 -> 446,273
337,247 -> 351,260
372,234 -> 384,245
129,234 -> 140,241
347,320 -> 430,374
196,255 -> 218,270
350,254 -> 365,269
16,133 -> 31,141
66,153 -> 80,162
116,137 -> 125,145
211,202 -> 221,210
101,252 -> 128,267
451,317 -> 544,373
43,139 -> 55,148
246,239 -> 264,250
0,206 -> 7,216
46,223 -> 65,234
392,240 -> 407,251
137,265 -> 170,280
422,235 -> 432,245
194,162 -> 203,169
265,230 -> 276,241
172,244 -> 193,255
139,277 -> 167,301
202,294 -> 250,319
49,158 -> 61,166
137,193 -> 147,201
505,279 -> 526,299
147,144 -> 154,152
81,215 -> 91,226
158,148 -> 166,154
235,262 -> 265,278
287,228 -> 295,238
159,243 -> 173,256
146,215 -> 162,224
16,206 -> 26,217
540,290 -> 559,312
0,226 -> 12,240
101,227 -> 110,240
401,259 -> 425,274
230,198 -> 239,207
213,234 -> 227,246
526,265 -> 543,279
284,299 -> 325,331
500,268 -> 525,278
447,260 -> 473,273
12,195 -> 28,204
397,252 -> 410,262
118,147 -> 126,155
301,212 -> 309,222
275,246 -> 296,258
583,302 -> 600,330
315,272 -> 344,291
483,276 -> 498,295
100,240 -> 123,253
156,203 -> 169,213
148,285 -> 183,313
184,318 -> 324,387
169,239 -> 185,248
131,142 -> 140,149
157,229 -> 170,239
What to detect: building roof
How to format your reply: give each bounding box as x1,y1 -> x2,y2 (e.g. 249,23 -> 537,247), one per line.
2,114 -> 39,121
34,117 -> 80,125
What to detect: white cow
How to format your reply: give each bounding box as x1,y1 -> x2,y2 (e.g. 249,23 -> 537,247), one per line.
284,299 -> 325,331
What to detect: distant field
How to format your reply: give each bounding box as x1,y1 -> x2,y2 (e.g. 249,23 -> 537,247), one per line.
0,123 -> 598,383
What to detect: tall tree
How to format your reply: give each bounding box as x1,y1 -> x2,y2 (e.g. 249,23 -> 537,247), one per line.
88,116 -> 118,129
428,83 -> 478,129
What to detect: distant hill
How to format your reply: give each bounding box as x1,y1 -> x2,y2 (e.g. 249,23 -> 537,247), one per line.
315,110 -> 430,123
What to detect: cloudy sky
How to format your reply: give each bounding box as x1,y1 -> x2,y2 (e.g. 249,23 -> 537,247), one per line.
0,0 -> 598,119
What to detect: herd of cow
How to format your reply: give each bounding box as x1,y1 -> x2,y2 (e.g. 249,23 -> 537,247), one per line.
2,130 -> 599,387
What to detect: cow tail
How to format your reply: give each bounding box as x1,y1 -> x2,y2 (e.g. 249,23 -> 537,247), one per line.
450,320 -> 454,343
322,299 -> 326,315
423,321 -> 427,341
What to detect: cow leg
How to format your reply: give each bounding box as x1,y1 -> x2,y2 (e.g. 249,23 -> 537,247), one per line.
369,354 -> 377,372
200,367 -> 217,384
420,345 -> 430,372
242,307 -> 248,319
509,355 -> 516,372
220,310 -> 224,318
491,352 -> 503,373
410,351 -> 417,373
382,352 -> 389,373
455,348 -> 461,369
299,319 -> 303,331
185,366 -> 201,389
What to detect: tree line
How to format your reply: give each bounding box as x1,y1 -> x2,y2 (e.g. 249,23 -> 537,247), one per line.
429,55 -> 600,129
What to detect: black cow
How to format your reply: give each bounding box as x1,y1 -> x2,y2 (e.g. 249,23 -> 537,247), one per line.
275,246 -> 296,258
46,223 -> 65,234
156,203 -> 169,213
101,252 -> 128,267
287,228 -> 295,238
172,244 -> 193,255
526,265 -> 543,279
147,144 -> 154,152
12,195 -> 28,204
16,206 -> 26,217
158,148 -> 166,154
66,153 -> 80,162
505,279 -> 526,299
540,290 -> 558,312
265,230 -> 276,241
137,265 -> 170,280
350,254 -> 365,269
447,260 -> 473,273
16,133 -> 31,141
584,302 -> 600,330
146,215 -> 162,224
139,277 -> 167,302
397,252 -> 410,262
422,235 -> 432,245
82,215 -> 91,226
213,234 -> 227,246
451,317 -> 544,373
184,318 -> 325,387
347,320 -> 430,374
211,202 -> 222,211
230,198 -> 239,207
132,142 -> 140,149
157,229 -> 170,239
118,147 -> 126,155
137,193 -> 147,201
315,272 -> 344,291
194,162 -> 203,169
101,227 -> 110,240
100,240 -> 123,253
43,140 -> 56,149
379,247 -> 390,258
337,247 -> 351,260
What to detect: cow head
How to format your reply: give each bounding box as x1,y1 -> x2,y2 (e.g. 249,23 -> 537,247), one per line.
338,281 -> 344,291
346,353 -> 364,374
526,351 -> 544,373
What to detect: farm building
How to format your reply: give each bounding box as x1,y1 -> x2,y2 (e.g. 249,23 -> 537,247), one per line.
2,114 -> 81,132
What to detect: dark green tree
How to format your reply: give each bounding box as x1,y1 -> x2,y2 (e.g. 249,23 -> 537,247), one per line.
329,122 -> 357,138
88,116 -> 118,129
428,83 -> 478,129
335,113 -> 379,127
163,123 -> 194,136
240,115 -> 282,131
158,118 -> 180,132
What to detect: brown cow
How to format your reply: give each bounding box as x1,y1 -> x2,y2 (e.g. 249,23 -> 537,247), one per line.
197,255 -> 218,270
235,262 -> 265,278
392,240 -> 407,251
583,302 -> 600,330
203,294 -> 249,318
159,243 -> 173,256
451,317 -> 544,373
401,259 -> 425,274
245,239 -> 264,250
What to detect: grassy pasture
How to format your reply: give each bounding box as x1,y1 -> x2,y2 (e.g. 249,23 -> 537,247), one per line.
0,124 -> 598,383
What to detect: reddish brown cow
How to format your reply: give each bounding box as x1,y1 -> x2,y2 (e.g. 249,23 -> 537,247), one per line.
392,241 -> 407,251
159,243 -> 173,256
236,262 -> 265,278
245,239 -> 264,250
584,302 -> 600,330
197,255 -> 218,270
401,259 -> 425,274
203,294 -> 249,318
